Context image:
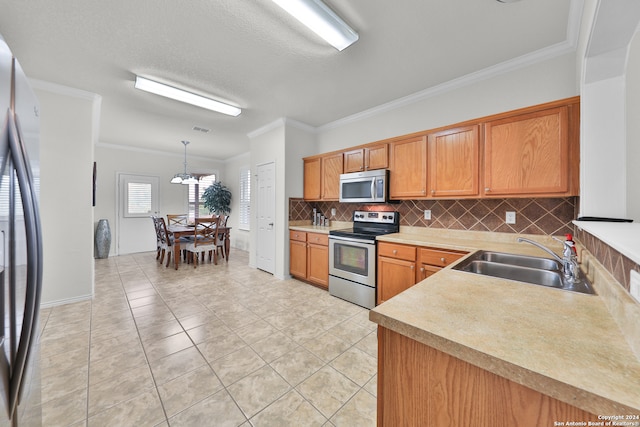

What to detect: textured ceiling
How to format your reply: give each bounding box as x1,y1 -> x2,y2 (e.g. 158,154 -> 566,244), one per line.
0,0 -> 575,160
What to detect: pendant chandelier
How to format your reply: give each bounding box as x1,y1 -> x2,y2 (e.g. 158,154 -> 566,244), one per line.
170,140 -> 199,184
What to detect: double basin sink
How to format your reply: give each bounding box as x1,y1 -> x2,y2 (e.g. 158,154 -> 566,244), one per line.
452,250 -> 595,295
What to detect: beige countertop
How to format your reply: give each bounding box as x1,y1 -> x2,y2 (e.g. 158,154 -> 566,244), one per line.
368,227 -> 640,415
288,221 -> 352,234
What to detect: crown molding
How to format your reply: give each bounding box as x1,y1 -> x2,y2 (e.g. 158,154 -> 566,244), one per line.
31,78 -> 101,102
318,40 -> 576,132
96,142 -> 223,162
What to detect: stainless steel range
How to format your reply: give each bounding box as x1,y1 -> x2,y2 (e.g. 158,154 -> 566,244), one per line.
329,210 -> 400,309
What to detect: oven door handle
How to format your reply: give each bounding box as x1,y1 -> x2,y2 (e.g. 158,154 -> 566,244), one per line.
329,235 -> 376,245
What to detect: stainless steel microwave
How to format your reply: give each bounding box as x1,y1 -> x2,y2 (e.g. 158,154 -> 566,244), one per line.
339,169 -> 388,203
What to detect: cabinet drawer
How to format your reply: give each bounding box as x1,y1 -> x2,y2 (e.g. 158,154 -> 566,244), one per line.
379,242 -> 416,261
419,248 -> 466,267
307,232 -> 329,246
290,230 -> 307,242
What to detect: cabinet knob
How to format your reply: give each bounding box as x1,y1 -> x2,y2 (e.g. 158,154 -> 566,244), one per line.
392,250 -> 398,255
422,189 -> 426,194
411,265 -> 414,270
441,257 -> 446,263
485,187 -> 490,192
431,189 -> 435,195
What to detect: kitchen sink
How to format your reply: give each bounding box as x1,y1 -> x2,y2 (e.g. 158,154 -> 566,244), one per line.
460,260 -> 564,288
479,251 -> 561,271
452,251 -> 595,295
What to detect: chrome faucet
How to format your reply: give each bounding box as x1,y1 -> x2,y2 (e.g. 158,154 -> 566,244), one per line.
516,235 -> 580,283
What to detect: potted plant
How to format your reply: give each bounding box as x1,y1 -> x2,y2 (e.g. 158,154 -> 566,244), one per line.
202,181 -> 232,216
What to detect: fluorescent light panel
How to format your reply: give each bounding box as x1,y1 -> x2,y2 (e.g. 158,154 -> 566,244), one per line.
134,76 -> 241,117
272,0 -> 359,51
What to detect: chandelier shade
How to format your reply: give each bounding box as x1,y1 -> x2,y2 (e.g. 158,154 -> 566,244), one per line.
171,141 -> 199,185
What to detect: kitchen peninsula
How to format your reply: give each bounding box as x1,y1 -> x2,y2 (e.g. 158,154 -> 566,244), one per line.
370,228 -> 640,426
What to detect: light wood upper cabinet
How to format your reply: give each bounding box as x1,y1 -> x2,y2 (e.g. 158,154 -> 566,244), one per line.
303,157 -> 321,201
428,125 -> 480,198
321,153 -> 343,200
343,144 -> 389,173
484,106 -> 571,196
389,136 -> 427,199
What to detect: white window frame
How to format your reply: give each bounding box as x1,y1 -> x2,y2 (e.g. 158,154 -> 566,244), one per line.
239,166 -> 250,230
188,174 -> 216,221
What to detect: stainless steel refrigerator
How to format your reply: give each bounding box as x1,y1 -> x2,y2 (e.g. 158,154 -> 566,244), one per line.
0,35 -> 43,426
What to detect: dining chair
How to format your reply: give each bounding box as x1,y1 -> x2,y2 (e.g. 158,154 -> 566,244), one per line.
151,216 -> 163,261
216,215 -> 229,260
167,214 -> 188,227
157,217 -> 177,268
184,216 -> 220,268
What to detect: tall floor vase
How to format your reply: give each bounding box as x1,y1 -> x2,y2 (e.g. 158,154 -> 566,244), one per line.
95,219 -> 111,259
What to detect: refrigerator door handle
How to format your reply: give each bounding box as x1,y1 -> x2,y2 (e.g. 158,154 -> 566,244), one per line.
6,113 -> 42,417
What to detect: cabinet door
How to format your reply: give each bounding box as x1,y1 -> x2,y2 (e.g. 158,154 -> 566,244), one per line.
389,135 -> 428,199
484,106 -> 569,196
377,256 -> 416,305
428,125 -> 479,197
303,158 -> 321,200
290,239 -> 307,278
343,149 -> 365,173
321,153 -> 343,200
307,243 -> 329,289
418,264 -> 441,282
366,144 -> 389,170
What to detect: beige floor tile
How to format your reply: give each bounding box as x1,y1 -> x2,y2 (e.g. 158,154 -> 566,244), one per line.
250,331 -> 299,363
157,365 -> 223,417
270,347 -> 325,387
209,346 -> 266,386
363,375 -> 377,397
185,320 -> 230,344
355,330 -> 378,358
296,366 -> 360,419
41,330 -> 90,357
39,250 -> 379,426
137,319 -> 184,343
168,389 -> 246,427
197,333 -> 247,362
141,331 -> 193,361
149,346 -> 207,385
88,389 -> 165,427
302,332 -> 351,363
330,389 -> 377,427
89,345 -> 148,385
250,389 -> 327,426
330,347 -> 377,387
88,364 -> 155,416
235,319 -> 278,344
41,365 -> 88,404
227,365 -> 291,418
41,387 -> 87,426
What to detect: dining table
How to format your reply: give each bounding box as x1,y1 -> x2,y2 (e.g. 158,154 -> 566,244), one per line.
168,224 -> 231,270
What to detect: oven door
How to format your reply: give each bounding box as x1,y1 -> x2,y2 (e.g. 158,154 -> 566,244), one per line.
328,235 -> 376,287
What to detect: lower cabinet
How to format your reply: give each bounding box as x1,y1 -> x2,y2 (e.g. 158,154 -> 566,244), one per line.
378,242 -> 467,304
289,230 -> 329,289
377,327 -> 597,426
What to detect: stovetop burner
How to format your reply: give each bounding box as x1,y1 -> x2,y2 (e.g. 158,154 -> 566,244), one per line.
329,210 -> 399,241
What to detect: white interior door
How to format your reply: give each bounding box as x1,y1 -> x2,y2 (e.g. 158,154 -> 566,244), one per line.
117,173 -> 159,255
256,162 -> 275,273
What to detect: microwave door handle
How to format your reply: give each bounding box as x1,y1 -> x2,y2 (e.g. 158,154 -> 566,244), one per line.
370,178 -> 376,200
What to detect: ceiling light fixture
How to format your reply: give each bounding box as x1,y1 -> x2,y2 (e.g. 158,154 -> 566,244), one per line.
171,140 -> 199,185
271,0 -> 359,51
134,76 -> 241,117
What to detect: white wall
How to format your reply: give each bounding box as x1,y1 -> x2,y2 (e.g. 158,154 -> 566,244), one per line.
223,151 -> 250,251
34,82 -> 97,306
627,30 -> 640,221
94,144 -> 224,256
316,52 -> 578,153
